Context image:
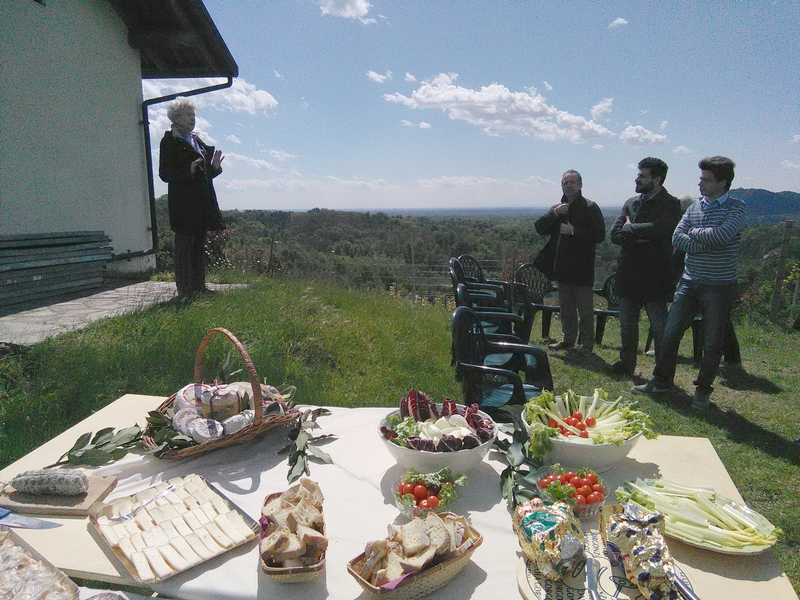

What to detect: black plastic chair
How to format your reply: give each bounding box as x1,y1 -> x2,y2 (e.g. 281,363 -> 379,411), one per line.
449,257 -> 510,310
592,272 -> 620,345
513,263 -> 560,340
457,254 -> 513,305
450,306 -> 553,413
455,284 -> 531,343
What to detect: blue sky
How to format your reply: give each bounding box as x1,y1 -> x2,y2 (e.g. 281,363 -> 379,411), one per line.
145,0 -> 800,212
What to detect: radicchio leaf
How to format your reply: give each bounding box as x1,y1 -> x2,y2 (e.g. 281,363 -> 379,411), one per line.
416,390 -> 439,422
437,435 -> 464,452
405,437 -> 436,452
380,425 -> 398,441
464,403 -> 480,428
461,433 -> 482,449
475,425 -> 495,443
441,397 -> 459,417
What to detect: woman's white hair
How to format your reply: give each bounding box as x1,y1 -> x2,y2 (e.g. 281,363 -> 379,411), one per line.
167,98 -> 197,124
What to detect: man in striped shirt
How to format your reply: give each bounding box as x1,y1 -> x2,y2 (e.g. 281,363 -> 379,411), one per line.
633,156 -> 745,411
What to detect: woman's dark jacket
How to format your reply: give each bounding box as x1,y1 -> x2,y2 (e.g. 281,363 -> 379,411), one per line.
533,194 -> 605,287
610,188 -> 682,302
159,130 -> 224,233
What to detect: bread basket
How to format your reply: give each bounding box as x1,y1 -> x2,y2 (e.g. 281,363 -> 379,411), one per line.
259,491 -> 326,582
142,328 -> 300,459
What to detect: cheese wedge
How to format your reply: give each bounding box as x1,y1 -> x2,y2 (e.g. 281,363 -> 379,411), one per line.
168,536 -> 202,567
130,551 -> 156,582
204,521 -> 234,549
184,532 -> 216,560
171,517 -> 193,537
143,546 -> 173,579
158,544 -> 190,572
214,513 -> 246,545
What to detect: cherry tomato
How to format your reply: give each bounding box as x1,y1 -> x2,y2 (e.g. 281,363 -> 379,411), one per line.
575,495 -> 587,505
569,476 -> 583,488
585,416 -> 596,427
583,473 -> 598,486
401,483 -> 415,496
564,471 -> 576,481
579,430 -> 589,438
413,484 -> 428,500
558,474 -> 570,485
587,492 -> 604,504
572,411 -> 583,421
577,485 -> 593,498
566,416 -> 578,427
418,499 -> 430,509
426,495 -> 440,508
575,421 -> 587,431
592,483 -> 605,494
548,418 -> 559,428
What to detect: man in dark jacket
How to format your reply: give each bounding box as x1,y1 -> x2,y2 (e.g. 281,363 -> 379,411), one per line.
159,99 -> 225,298
609,157 -> 682,375
534,170 -> 606,355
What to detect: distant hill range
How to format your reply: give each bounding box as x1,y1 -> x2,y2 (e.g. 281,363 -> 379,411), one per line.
729,188 -> 800,224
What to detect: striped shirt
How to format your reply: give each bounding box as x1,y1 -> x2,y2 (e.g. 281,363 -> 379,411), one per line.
672,193 -> 746,284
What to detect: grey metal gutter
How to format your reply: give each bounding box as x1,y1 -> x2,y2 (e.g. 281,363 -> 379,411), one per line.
141,77 -> 234,252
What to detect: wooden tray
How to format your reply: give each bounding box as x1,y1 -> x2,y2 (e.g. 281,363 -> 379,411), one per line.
0,475 -> 117,516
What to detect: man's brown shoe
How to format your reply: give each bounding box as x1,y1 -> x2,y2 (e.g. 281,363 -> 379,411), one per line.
548,340 -> 574,351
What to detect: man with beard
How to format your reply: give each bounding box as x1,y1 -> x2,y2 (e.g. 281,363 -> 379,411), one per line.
609,157 -> 682,375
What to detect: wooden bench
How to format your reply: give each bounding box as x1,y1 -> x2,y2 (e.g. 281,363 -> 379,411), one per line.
0,231 -> 112,310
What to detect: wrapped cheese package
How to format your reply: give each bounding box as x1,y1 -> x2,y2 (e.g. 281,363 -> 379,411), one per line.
512,498 -> 584,581
600,503 -> 679,600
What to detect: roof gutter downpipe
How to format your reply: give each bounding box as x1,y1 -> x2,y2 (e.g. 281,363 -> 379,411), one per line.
141,77 -> 234,252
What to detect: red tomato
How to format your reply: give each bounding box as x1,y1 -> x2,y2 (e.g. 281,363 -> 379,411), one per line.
566,416 -> 578,427
401,483 -> 415,496
587,492 -> 604,504
577,485 -> 593,497
418,499 -> 429,509
575,421 -> 587,431
575,495 -> 587,505
592,483 -> 604,494
413,484 -> 428,500
426,495 -> 440,508
579,430 -> 589,438
569,476 -> 583,488
564,471 -> 576,481
583,473 -> 598,486
572,411 -> 583,421
548,418 -> 559,428
585,416 -> 596,427
558,474 -> 570,485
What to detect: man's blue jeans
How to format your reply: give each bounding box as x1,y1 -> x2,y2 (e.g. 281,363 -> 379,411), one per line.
652,279 -> 736,393
618,297 -> 668,371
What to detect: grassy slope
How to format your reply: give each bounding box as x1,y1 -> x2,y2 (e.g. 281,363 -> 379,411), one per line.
0,280 -> 797,592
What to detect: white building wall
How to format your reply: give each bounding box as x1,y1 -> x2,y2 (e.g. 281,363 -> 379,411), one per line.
0,0 -> 155,273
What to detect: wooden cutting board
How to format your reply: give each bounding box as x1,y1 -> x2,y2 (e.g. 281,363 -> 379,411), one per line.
0,476 -> 117,516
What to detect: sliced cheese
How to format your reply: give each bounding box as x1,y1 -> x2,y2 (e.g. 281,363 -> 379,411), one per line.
160,521 -> 179,540
159,504 -> 181,521
130,532 -> 147,552
193,527 -> 225,555
182,511 -> 203,532
199,502 -> 218,521
158,544 -> 190,572
183,495 -> 200,510
141,526 -> 169,548
111,523 -> 129,543
184,532 -> 215,560
214,513 -> 246,545
134,488 -> 157,504
130,551 -> 156,582
224,510 -> 255,541
190,507 -> 210,526
171,516 -> 193,537
134,509 -> 156,531
118,536 -> 137,562
211,496 -> 230,515
168,536 -> 203,567
98,524 -> 120,547
204,521 -> 234,549
143,546 -> 174,579
123,520 -> 141,536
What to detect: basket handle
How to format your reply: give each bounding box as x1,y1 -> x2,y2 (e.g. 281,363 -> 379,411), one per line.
193,327 -> 263,426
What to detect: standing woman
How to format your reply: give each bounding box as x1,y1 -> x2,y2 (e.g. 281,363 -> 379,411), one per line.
159,98 -> 225,298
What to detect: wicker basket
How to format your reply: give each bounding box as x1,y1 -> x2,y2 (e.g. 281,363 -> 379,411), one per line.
346,517 -> 483,599
142,327 -> 301,459
259,492 -> 326,582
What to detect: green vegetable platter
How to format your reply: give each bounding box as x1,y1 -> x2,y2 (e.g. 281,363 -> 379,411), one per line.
393,467 -> 467,519
616,478 -> 781,555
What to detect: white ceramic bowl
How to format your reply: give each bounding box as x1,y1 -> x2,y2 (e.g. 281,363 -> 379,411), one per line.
543,432 -> 643,473
379,409 -> 497,474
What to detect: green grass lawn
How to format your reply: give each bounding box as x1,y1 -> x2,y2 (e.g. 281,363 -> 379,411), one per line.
0,279 -> 798,593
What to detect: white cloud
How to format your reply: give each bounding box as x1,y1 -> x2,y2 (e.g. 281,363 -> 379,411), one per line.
401,120 -> 413,127
265,150 -> 297,161
791,134 -> 800,144
324,176 -> 397,190
609,18 -> 629,28
419,122 -> 431,129
384,73 -> 614,143
592,144 -> 605,151
626,163 -> 638,170
418,175 -> 554,189
780,160 -> 800,171
405,73 -> 417,82
543,81 -> 553,91
619,125 -> 667,146
274,71 -> 283,79
367,70 -> 393,83
225,152 -> 279,171
317,0 -> 375,24
660,120 -> 668,129
226,135 -> 241,144
673,145 -> 693,154
143,78 -> 278,115
591,98 -> 613,121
